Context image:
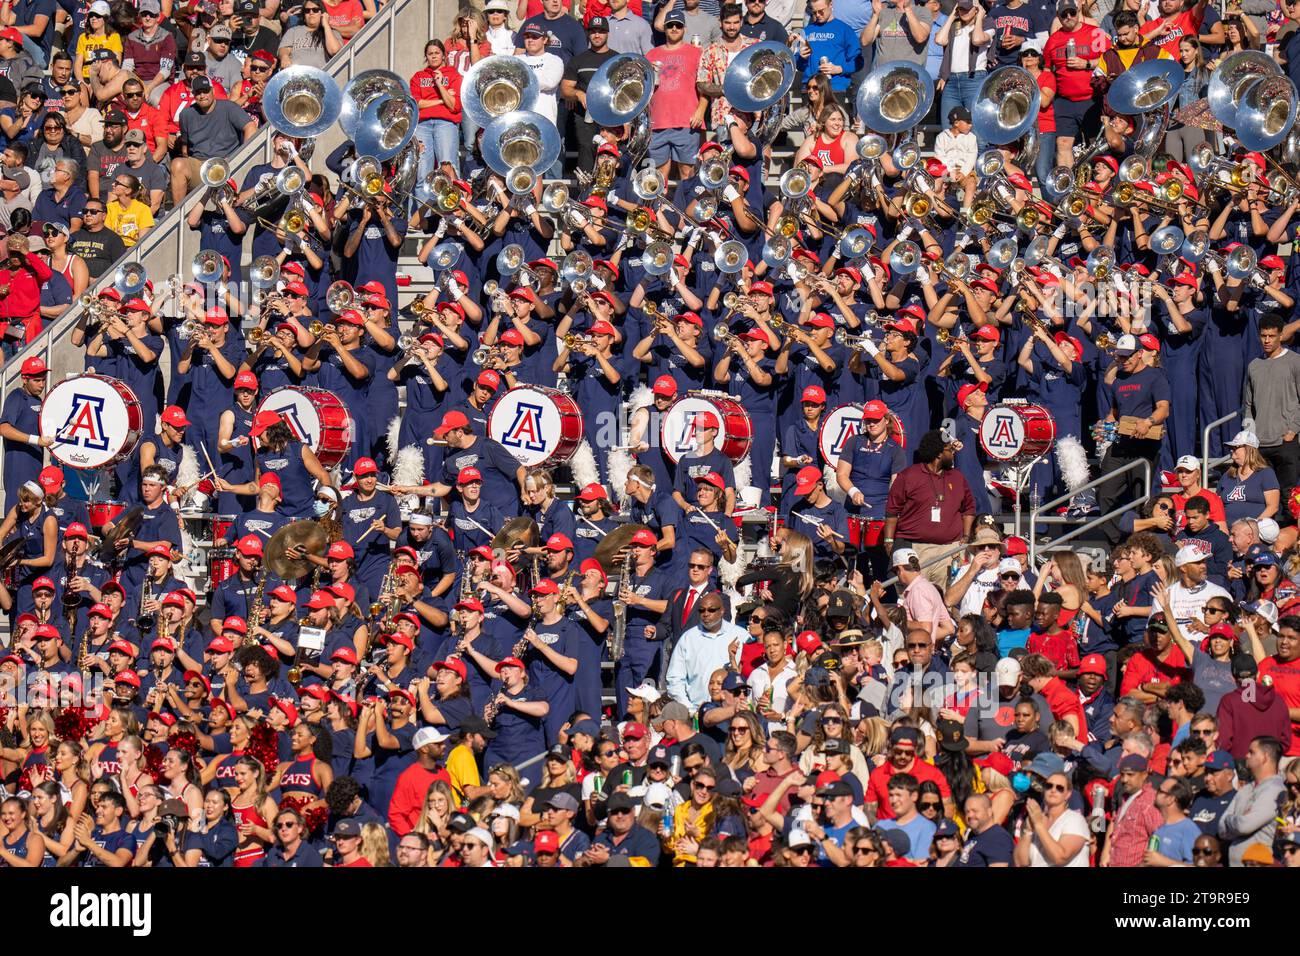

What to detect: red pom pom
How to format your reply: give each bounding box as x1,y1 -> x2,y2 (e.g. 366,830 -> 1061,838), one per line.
246,720 -> 280,776
168,730 -> 200,757
144,743 -> 167,783
278,793 -> 327,836
53,708 -> 96,743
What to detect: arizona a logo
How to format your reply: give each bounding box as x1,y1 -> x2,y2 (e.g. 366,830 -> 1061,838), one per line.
55,393 -> 110,452
502,401 -> 547,454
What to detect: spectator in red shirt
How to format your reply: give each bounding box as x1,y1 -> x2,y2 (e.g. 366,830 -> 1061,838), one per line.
0,233 -> 53,350
1021,653 -> 1089,745
1120,612 -> 1193,702
410,40 -> 463,182
117,76 -> 168,163
865,726 -> 954,819
1042,0 -> 1105,169
1140,0 -> 1209,57
1027,593 -> 1081,678
1257,615 -> 1300,756
1101,753 -> 1162,867
387,727 -> 452,836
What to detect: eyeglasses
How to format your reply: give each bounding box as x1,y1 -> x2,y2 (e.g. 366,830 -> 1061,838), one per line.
1205,607 -> 1229,615
693,781 -> 715,792
852,846 -> 877,855
975,543 -> 1001,551
1192,728 -> 1215,737
822,716 -> 843,724
250,64 -> 272,72
730,726 -> 750,734
43,125 -> 62,132
123,91 -> 144,98
891,746 -> 916,756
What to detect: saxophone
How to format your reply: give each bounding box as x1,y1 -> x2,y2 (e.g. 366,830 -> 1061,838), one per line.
512,599 -> 541,657
136,576 -> 156,631
76,625 -> 91,675
247,571 -> 267,634
313,505 -> 343,589
609,550 -> 632,662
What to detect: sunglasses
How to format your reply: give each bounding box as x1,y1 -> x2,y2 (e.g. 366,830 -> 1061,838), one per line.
918,801 -> 942,811
852,846 -> 877,855
905,643 -> 930,650
1043,782 -> 1069,793
276,821 -> 299,829
1192,847 -> 1217,857
693,781 -> 715,791
822,716 -> 843,724
700,606 -> 723,614
123,91 -> 144,98
688,562 -> 711,570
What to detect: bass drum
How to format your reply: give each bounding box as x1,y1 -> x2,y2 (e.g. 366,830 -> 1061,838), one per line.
487,385 -> 584,466
255,387 -> 354,468
979,401 -> 1056,466
39,374 -> 142,469
818,403 -> 908,467
659,392 -> 752,464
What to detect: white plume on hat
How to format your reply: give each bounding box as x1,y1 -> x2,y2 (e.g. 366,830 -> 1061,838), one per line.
1055,434 -> 1090,493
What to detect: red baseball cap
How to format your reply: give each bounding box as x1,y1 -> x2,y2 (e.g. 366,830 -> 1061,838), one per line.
457,467 -> 483,485
222,616 -> 248,634
20,356 -> 47,376
694,471 -> 726,490
353,457 -> 378,476
435,411 -> 470,436
65,522 -> 89,540
206,636 -> 235,654
652,375 -> 678,397
476,370 -> 502,391
801,385 -> 826,404
496,656 -> 527,673
530,578 -> 560,595
622,721 -> 648,740
326,541 -> 354,560
631,529 -> 658,547
545,533 -> 575,551
38,465 -> 64,491
862,400 -> 888,421
433,658 -> 468,680
1078,654 -> 1107,677
305,590 -> 336,610
794,465 -> 823,494
971,324 -> 1001,341
235,535 -> 263,557
957,382 -> 987,408
694,411 -> 720,430
1004,535 -> 1028,556
576,482 -> 607,501
331,647 -> 359,664
270,585 -> 297,603
749,280 -> 774,296
796,630 -> 822,654
114,670 -> 141,687
234,371 -> 258,391
806,312 -> 834,329
250,410 -> 283,437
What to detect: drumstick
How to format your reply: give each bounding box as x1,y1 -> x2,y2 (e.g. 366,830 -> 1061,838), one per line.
793,511 -> 846,539
199,443 -> 219,478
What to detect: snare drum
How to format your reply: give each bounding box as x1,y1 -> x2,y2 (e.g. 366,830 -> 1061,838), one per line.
847,516 -> 886,548
256,387 -> 354,468
40,374 -> 142,470
87,501 -> 126,530
979,401 -> 1057,466
209,514 -> 237,588
659,392 -> 753,464
487,385 -> 584,467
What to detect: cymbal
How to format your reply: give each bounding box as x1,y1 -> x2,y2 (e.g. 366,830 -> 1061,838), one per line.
96,506 -> 144,563
491,517 -> 540,556
265,521 -> 328,579
0,538 -> 24,571
593,523 -> 649,575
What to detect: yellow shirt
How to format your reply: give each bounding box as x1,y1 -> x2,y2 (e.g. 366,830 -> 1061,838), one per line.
105,198 -> 154,247
75,33 -> 124,80
445,742 -> 480,804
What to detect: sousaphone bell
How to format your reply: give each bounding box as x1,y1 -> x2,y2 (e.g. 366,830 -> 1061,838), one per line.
1234,74 -> 1299,153
722,41 -> 795,113
972,66 -> 1041,145
339,69 -> 410,138
354,95 -> 418,162
262,65 -> 342,139
460,55 -> 539,129
856,60 -> 934,135
1208,50 -> 1281,129
481,110 -> 561,178
587,53 -> 655,127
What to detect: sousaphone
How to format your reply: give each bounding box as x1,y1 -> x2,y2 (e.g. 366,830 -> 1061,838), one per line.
460,55 -> 539,129
856,60 -> 934,136
587,53 -> 655,128
972,66 -> 1041,146
263,65 -> 342,139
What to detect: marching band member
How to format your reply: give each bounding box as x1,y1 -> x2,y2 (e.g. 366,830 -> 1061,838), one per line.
612,528 -> 671,715
226,411 -> 333,520
0,480 -> 60,613
571,483 -> 620,565
208,535 -> 265,638
780,385 -> 826,518
119,405 -> 191,506
670,411 -> 736,517
786,465 -> 851,566
714,325 -> 778,506
214,371 -> 260,514
0,356 -> 53,507
681,472 -> 739,571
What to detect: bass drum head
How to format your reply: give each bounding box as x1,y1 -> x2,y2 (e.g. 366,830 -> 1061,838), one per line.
40,374 -> 142,469
488,386 -> 584,467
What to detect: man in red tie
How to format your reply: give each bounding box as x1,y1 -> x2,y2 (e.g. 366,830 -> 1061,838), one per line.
659,547 -> 730,656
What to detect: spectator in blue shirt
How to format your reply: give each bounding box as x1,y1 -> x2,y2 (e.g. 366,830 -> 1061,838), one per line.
795,0 -> 862,94
1145,777 -> 1204,866
578,792 -> 662,865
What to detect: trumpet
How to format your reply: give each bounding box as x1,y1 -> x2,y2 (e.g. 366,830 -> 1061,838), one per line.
308,320 -> 329,336
936,328 -> 972,350
710,323 -> 740,348
562,332 -> 594,350
834,327 -> 878,352
472,345 -> 503,366
246,327 -> 271,347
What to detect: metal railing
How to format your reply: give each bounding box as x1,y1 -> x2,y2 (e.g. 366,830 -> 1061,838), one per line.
1028,459 -> 1153,564
878,539 -> 971,591
0,0 -> 450,510
1202,411 -> 1240,488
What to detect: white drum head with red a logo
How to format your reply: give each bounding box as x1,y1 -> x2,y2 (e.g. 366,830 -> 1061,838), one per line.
979,402 -> 1056,465
256,387 -> 355,468
488,385 -> 583,467
818,404 -> 864,468
40,374 -> 142,469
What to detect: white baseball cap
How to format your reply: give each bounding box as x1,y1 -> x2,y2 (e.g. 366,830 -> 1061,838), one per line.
643,782 -> 674,812
412,726 -> 449,748
1175,455 -> 1200,472
1225,430 -> 1260,449
891,547 -> 920,569
464,827 -> 495,850
1174,545 -> 1207,568
626,679 -> 663,703
1258,518 -> 1280,544
787,828 -> 813,848
995,657 -> 1021,687
997,558 -> 1022,576
1114,333 -> 1139,355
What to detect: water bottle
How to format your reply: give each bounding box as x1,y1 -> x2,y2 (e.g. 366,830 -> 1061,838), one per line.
1065,39 -> 1076,62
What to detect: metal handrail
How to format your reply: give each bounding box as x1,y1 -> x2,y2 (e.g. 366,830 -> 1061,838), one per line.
1202,411 -> 1240,488
877,539 -> 972,590
0,0 -> 446,511
1029,459 -> 1153,564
